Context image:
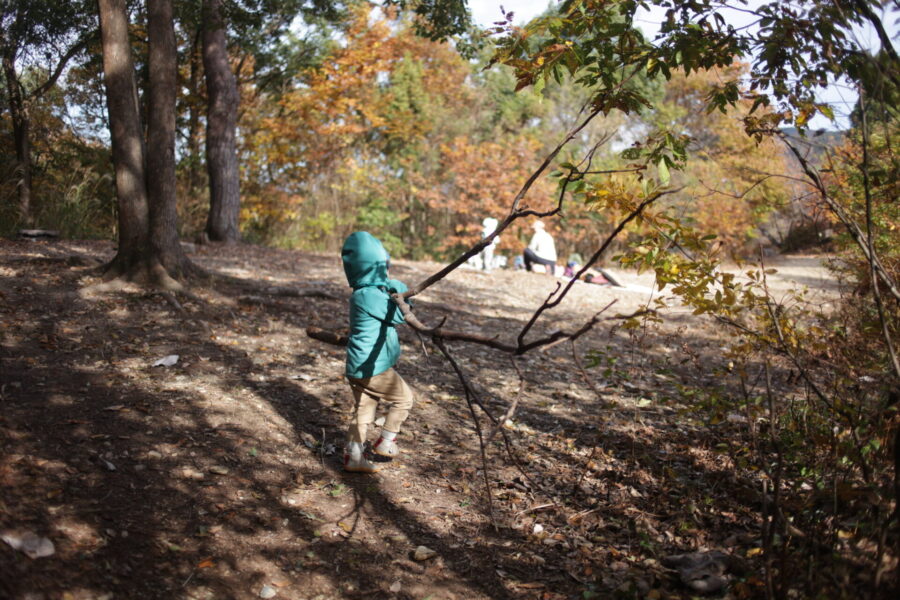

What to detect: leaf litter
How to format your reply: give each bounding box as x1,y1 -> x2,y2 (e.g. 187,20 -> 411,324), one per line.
0,240 -> 853,599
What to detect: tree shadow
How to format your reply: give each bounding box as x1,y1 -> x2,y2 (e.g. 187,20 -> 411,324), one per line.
2,242 -> 885,600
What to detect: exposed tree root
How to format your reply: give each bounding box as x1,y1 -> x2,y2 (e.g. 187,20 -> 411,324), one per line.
77,253 -> 212,334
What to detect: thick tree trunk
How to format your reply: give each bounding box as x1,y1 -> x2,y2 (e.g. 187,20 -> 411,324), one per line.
2,47 -> 32,226
147,0 -> 190,280
202,0 -> 241,243
97,0 -> 150,277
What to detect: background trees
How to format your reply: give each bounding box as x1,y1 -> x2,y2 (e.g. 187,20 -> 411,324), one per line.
0,0 -> 95,226
3,0 -> 827,265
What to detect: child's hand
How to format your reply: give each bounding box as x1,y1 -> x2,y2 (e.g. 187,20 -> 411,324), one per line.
384,279 -> 408,295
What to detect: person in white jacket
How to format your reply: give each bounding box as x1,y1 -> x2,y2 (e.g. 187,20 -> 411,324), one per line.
480,217 -> 500,271
523,220 -> 557,275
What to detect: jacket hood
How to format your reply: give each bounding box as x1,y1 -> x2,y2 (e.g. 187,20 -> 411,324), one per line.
342,231 -> 389,289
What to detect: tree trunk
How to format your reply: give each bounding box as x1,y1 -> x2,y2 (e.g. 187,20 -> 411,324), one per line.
187,31 -> 204,197
97,0 -> 150,277
202,0 -> 240,243
2,45 -> 32,226
147,0 -> 190,280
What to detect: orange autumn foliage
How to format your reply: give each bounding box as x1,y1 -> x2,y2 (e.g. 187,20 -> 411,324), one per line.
238,6 -> 559,257
654,65 -> 791,251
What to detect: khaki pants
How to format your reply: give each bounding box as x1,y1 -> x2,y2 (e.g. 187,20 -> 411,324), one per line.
347,368 -> 415,443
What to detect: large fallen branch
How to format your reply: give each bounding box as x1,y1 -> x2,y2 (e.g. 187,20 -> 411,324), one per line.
302,90 -> 666,522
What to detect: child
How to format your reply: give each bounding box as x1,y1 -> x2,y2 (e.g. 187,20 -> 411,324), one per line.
341,232 -> 416,473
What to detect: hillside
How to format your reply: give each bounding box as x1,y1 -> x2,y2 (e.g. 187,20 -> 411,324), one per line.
0,239 -> 860,600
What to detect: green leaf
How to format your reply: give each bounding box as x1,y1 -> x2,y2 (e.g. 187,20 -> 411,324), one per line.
658,157 -> 670,185
818,104 -> 835,121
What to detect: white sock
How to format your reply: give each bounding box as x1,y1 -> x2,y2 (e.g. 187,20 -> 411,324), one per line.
380,429 -> 398,441
346,441 -> 365,460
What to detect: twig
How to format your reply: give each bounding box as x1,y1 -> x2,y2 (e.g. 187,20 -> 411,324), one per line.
263,285 -> 340,300
517,188 -> 680,346
759,252 -> 873,483
762,360 -> 784,600
306,326 -> 348,346
858,86 -> 900,382
433,338 -> 496,529
486,356 -> 526,443
391,293 -> 649,356
571,338 -> 609,494
778,131 -> 900,304
516,503 -> 558,516
182,569 -> 195,588
406,108 -> 603,298
539,301 -> 619,352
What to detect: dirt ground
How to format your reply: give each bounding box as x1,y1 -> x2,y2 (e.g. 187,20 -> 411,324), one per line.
0,239 -> 844,600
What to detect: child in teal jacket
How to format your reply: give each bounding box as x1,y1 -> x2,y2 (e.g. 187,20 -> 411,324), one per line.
341,231 -> 416,473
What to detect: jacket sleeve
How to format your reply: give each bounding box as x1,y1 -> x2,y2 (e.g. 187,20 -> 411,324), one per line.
385,279 -> 412,321
359,285 -> 406,325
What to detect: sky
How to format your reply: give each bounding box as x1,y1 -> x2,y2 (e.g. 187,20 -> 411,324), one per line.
469,1 -> 899,131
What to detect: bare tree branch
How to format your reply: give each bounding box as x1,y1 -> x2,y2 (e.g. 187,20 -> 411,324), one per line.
405,108 -> 603,297
517,188 -> 681,345
391,293 -> 651,356
858,86 -> 900,382
30,29 -> 98,99
432,338 -> 497,529
777,131 -> 900,304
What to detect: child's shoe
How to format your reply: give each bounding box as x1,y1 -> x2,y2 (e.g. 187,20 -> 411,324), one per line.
343,450 -> 379,473
344,441 -> 379,473
372,434 -> 400,458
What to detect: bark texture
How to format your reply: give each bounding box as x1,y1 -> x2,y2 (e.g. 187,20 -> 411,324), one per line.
147,0 -> 189,278
97,0 -> 149,273
202,0 -> 241,243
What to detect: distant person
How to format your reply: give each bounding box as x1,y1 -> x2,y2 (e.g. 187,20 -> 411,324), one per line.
341,232 -> 417,473
565,257 -> 623,287
523,220 -> 557,275
480,217 -> 500,271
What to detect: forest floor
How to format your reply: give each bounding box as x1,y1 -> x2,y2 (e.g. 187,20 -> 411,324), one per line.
0,239 -> 844,600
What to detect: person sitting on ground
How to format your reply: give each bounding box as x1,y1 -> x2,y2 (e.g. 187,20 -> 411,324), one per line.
523,220 -> 557,275
341,231 -> 417,474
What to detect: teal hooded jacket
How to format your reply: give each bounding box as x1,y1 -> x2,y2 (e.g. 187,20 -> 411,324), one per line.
341,232 -> 408,379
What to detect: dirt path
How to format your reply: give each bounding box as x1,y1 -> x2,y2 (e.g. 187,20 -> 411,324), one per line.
0,240 -> 841,600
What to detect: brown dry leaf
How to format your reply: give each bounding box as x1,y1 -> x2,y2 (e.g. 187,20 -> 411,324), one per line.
197,558 -> 215,569
514,582 -> 545,589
